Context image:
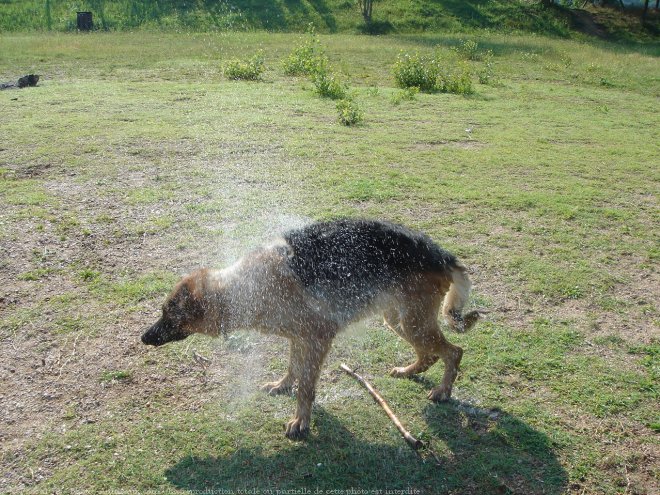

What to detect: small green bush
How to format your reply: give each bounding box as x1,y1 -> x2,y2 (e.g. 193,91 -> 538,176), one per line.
224,51 -> 265,81
390,86 -> 419,105
282,26 -> 328,76
440,64 -> 473,95
453,39 -> 480,61
336,99 -> 363,126
312,69 -> 347,100
393,52 -> 473,95
478,49 -> 495,85
393,52 -> 440,92
366,86 -> 380,97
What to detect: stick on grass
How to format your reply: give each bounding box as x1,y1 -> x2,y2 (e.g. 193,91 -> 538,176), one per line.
340,363 -> 422,450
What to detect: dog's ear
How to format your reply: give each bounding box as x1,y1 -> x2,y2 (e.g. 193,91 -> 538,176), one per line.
177,275 -> 205,318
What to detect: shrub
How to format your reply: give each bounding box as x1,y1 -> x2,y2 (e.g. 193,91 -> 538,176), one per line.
224,51 -> 265,81
440,64 -> 474,95
393,52 -> 473,95
312,68 -> 347,100
336,99 -> 364,126
390,86 -> 419,105
282,26 -> 328,76
366,86 -> 380,97
393,52 -> 440,92
453,39 -> 481,61
477,49 -> 495,85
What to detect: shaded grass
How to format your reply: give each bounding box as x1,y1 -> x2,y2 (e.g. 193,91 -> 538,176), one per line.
17,401 -> 567,494
0,0 -> 597,36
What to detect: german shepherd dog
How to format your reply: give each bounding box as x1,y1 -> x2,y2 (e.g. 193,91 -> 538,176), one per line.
142,219 -> 480,439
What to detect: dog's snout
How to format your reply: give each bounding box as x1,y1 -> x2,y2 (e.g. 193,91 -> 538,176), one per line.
141,319 -> 189,346
141,330 -> 155,345
141,321 -> 164,346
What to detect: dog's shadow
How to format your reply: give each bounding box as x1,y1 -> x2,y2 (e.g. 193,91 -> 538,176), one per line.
165,403 -> 567,494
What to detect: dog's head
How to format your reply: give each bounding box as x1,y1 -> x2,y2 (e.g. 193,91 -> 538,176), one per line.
142,270 -> 217,346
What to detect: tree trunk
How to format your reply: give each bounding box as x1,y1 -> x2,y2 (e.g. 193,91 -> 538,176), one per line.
359,0 -> 373,23
643,0 -> 650,20
45,0 -> 52,30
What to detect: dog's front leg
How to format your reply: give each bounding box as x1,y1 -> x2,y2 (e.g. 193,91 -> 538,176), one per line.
262,339 -> 303,395
284,336 -> 332,440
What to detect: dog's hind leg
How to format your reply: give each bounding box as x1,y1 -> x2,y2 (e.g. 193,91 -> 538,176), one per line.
383,307 -> 401,334
262,339 -> 303,396
284,334 -> 333,440
389,311 -> 444,378
425,333 -> 463,402
389,294 -> 463,402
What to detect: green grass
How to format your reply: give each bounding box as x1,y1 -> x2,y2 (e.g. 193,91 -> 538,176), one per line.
1,0 -> 657,41
100,369 -> 132,382
0,0 -> 566,33
1,30 -> 658,495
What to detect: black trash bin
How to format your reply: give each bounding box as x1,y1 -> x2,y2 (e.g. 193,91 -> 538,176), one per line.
77,12 -> 93,31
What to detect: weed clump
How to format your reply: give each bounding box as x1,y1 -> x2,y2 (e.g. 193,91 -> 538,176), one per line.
393,52 -> 473,95
441,64 -> 473,95
393,52 -> 440,92
282,26 -> 328,76
312,68 -> 348,100
477,49 -> 495,84
453,39 -> 480,61
224,51 -> 265,81
336,99 -> 363,126
390,86 -> 419,105
100,370 -> 132,382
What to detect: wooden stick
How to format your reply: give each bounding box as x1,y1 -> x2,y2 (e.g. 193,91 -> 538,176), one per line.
340,363 -> 422,451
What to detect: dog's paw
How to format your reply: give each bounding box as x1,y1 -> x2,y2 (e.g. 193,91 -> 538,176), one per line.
284,417 -> 309,440
261,380 -> 293,396
427,386 -> 452,402
390,366 -> 413,378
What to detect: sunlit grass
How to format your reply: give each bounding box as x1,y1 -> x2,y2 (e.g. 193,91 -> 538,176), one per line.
0,31 -> 658,494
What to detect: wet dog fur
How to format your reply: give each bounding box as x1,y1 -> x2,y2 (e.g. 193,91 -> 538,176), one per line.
142,219 -> 480,439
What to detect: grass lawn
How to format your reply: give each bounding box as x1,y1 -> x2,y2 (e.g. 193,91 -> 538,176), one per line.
0,31 -> 658,494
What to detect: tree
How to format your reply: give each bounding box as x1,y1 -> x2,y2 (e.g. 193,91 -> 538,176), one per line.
358,0 -> 374,24
45,0 -> 52,30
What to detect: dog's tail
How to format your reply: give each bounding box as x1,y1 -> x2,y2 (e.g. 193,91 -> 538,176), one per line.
442,262 -> 480,332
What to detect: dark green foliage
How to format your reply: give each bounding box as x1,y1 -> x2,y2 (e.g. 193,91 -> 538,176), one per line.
1,0 -> 653,40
